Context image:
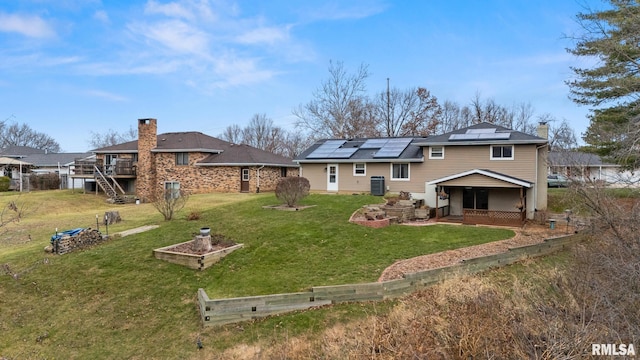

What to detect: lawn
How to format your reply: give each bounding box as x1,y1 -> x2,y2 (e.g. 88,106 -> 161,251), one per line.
0,190 -> 514,358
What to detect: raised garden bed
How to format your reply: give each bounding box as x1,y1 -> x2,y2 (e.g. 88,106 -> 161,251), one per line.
153,234 -> 243,270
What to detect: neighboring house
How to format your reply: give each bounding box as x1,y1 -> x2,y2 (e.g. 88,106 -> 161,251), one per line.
21,152 -> 94,189
548,151 -> 639,186
295,122 -> 549,225
71,118 -> 299,202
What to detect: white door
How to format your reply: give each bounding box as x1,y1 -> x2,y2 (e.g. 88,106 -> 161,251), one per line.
327,164 -> 338,191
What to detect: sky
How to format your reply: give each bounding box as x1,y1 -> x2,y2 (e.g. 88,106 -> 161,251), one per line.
0,0 -> 607,152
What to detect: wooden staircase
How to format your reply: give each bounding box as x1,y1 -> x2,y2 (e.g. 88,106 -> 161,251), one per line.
94,166 -> 126,204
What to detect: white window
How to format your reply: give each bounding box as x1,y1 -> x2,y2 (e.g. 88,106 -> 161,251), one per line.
490,145 -> 514,160
429,146 -> 444,159
164,181 -> 180,199
391,163 -> 410,180
353,163 -> 366,176
242,168 -> 250,181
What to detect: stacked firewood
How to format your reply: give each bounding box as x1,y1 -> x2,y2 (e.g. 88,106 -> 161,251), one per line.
51,229 -> 104,255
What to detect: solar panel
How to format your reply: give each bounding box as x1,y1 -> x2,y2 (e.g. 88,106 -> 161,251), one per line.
467,128 -> 497,134
478,132 -> 511,140
360,139 -> 389,149
307,140 -> 347,158
328,147 -> 358,158
449,133 -> 480,140
373,138 -> 413,158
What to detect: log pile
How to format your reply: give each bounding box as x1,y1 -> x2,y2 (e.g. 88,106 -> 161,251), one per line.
51,229 -> 105,255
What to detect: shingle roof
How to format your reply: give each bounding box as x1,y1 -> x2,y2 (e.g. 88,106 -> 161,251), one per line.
295,137 -> 426,163
21,153 -> 93,167
548,151 -> 617,167
0,145 -> 46,157
198,144 -> 297,167
93,131 -> 296,167
414,122 -> 547,146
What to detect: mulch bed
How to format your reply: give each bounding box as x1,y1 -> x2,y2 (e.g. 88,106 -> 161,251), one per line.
164,234 -> 236,255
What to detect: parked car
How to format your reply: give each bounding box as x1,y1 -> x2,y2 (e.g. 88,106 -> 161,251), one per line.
547,174 -> 569,188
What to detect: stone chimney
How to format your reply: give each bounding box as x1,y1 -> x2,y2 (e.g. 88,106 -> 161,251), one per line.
537,122 -> 549,139
136,118 -> 158,202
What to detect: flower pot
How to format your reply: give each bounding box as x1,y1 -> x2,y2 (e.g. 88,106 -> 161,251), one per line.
200,227 -> 211,236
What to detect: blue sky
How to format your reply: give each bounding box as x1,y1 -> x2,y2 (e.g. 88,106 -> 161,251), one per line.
0,0 -> 605,152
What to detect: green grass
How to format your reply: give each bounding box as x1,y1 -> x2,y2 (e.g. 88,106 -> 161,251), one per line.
0,190 -> 514,359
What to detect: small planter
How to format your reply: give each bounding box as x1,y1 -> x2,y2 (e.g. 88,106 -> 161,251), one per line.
200,227 -> 211,236
153,241 -> 243,270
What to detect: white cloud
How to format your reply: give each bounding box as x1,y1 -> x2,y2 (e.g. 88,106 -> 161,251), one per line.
129,20 -> 209,55
85,89 -> 128,102
0,13 -> 56,38
93,10 -> 109,24
235,25 -> 291,45
145,0 -> 196,20
304,1 -> 388,21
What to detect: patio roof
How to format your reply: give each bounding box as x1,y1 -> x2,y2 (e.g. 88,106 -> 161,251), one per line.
427,169 -> 533,188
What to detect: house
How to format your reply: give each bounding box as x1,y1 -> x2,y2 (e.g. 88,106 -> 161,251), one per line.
548,151 -> 639,186
71,118 -> 299,202
21,152 -> 94,190
294,122 -> 549,225
0,145 -> 96,190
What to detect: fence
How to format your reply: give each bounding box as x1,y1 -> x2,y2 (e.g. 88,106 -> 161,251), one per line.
198,234 -> 579,327
463,209 -> 526,226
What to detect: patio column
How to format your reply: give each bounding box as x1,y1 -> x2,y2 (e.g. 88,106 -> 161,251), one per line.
435,186 -> 439,221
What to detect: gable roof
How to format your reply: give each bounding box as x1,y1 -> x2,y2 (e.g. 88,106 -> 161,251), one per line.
414,122 -> 547,146
427,169 -> 533,188
198,144 -> 298,167
548,151 -> 618,167
93,131 -> 295,167
295,137 -> 426,163
21,152 -> 93,167
0,145 -> 46,158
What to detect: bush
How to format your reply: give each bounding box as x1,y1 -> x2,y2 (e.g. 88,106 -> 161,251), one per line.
0,176 -> 10,192
276,177 -> 310,207
28,173 -> 60,190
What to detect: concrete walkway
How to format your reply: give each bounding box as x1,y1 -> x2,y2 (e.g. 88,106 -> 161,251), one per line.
115,225 -> 160,238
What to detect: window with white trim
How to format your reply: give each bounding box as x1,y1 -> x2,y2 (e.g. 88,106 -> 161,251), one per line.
391,163 -> 410,180
353,163 -> 366,176
164,181 -> 180,199
490,145 -> 514,160
429,146 -> 444,159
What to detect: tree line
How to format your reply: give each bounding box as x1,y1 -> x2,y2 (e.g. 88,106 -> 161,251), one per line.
220,60 -> 578,157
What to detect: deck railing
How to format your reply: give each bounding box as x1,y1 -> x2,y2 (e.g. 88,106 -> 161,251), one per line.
463,209 -> 525,226
72,159 -> 136,177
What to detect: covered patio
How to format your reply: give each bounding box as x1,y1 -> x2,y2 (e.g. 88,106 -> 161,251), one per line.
428,169 -> 532,227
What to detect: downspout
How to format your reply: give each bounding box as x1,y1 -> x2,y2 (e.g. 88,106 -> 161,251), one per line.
256,165 -> 265,193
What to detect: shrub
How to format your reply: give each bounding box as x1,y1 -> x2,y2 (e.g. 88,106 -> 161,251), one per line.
28,173 -> 61,190
276,177 -> 310,207
0,176 -> 10,191
153,189 -> 189,221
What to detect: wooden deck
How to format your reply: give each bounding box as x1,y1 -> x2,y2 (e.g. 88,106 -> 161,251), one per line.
72,159 -> 136,178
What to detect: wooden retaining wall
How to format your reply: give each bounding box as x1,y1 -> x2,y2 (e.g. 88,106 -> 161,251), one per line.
198,234 -> 579,327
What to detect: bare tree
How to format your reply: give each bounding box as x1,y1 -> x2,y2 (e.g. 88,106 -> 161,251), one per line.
376,87 -> 442,137
0,121 -> 61,152
221,124 -> 243,144
153,189 -> 189,221
547,118 -> 578,151
242,114 -> 284,154
293,61 -> 373,139
89,126 -> 137,148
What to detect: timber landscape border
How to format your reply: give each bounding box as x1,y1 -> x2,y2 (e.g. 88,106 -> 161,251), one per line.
198,233 -> 579,327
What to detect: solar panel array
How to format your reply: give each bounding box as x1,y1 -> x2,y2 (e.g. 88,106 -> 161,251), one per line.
449,129 -> 511,141
307,137 -> 414,159
373,138 -> 413,158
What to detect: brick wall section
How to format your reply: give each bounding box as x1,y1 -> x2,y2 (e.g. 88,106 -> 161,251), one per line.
136,119 -> 158,201
153,152 -> 300,194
